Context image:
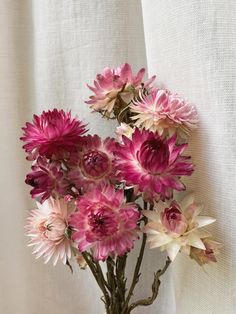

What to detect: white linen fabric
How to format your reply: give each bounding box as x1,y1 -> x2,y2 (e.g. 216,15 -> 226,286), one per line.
0,0 -> 235,313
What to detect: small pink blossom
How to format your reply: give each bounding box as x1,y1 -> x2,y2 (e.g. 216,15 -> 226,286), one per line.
130,89 -> 198,137
115,123 -> 134,143
68,135 -> 116,192
25,198 -> 74,265
86,63 -> 155,116
161,202 -> 188,235
21,109 -> 87,159
69,184 -> 140,261
190,238 -> 221,266
115,128 -> 194,201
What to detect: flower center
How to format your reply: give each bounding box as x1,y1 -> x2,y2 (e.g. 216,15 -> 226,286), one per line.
88,207 -> 118,238
38,214 -> 67,242
138,138 -> 169,174
82,150 -> 110,179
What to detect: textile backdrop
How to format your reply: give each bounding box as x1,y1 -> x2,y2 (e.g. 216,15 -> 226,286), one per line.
0,1 -> 235,313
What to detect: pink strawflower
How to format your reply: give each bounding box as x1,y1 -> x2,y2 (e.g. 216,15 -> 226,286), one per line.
69,184 -> 140,261
130,89 -> 198,136
26,198 -> 73,265
25,157 -> 69,203
68,135 -> 116,192
190,238 -> 221,266
85,63 -> 156,116
115,128 -> 194,201
21,109 -> 87,159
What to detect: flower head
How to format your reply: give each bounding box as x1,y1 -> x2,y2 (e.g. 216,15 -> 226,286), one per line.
190,238 -> 221,266
115,123 -> 134,143
115,128 -> 194,201
21,109 -> 87,159
69,184 -> 140,261
130,89 -> 198,136
85,63 -> 155,116
68,135 -> 116,192
25,157 -> 69,203
143,193 -> 216,261
25,198 -> 73,265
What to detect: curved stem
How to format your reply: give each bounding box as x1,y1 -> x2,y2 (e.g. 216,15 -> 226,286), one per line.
127,258 -> 171,313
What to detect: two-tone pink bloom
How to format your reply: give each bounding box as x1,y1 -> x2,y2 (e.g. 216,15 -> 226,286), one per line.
130,89 -> 198,137
25,157 -> 68,203
115,128 -> 194,201
68,135 -> 116,192
26,198 -> 73,265
143,194 -> 216,261
69,184 -> 140,261
86,63 -> 155,116
21,109 -> 87,159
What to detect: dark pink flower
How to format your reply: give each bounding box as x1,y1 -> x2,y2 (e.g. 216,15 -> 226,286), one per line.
115,128 -> 194,201
69,184 -> 140,261
21,109 -> 87,159
85,63 -> 155,116
68,135 -> 116,192
25,157 -> 68,203
161,201 -> 188,235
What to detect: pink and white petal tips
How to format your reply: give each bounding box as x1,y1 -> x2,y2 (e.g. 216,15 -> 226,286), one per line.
21,109 -> 87,160
25,156 -> 69,203
130,89 -> 198,137
68,134 -> 117,192
69,184 -> 140,261
85,63 -> 156,116
142,194 -> 217,262
25,197 -> 74,265
114,128 -> 194,202
115,123 -> 134,143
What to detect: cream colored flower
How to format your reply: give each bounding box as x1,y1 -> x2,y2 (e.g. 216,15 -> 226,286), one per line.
143,193 -> 216,261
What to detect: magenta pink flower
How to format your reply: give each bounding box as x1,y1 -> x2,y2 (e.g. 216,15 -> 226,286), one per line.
26,198 -> 73,265
25,157 -> 69,203
130,89 -> 198,137
161,201 -> 188,235
21,109 -> 87,159
69,184 -> 140,261
85,63 -> 156,115
68,135 -> 116,192
115,128 -> 194,201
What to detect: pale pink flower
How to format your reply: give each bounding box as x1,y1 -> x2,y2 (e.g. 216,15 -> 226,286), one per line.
143,193 -> 216,261
69,184 -> 140,261
26,198 -> 73,265
115,128 -> 194,201
190,238 -> 221,266
130,89 -> 198,137
68,135 -> 116,192
115,123 -> 134,143
21,109 -> 87,159
85,63 -> 155,116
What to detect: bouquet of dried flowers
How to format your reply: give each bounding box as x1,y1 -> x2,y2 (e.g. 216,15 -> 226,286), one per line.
21,63 -> 220,314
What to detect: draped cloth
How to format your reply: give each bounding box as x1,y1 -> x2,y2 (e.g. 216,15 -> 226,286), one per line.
0,1 -> 235,313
